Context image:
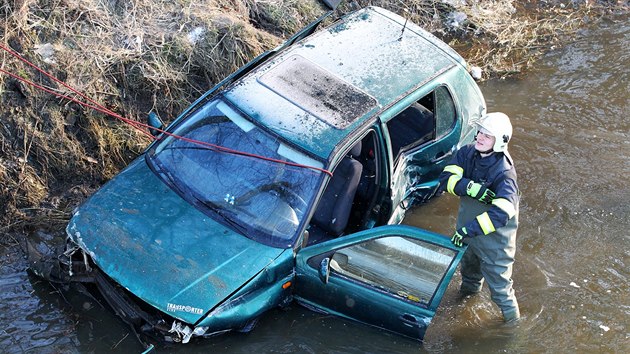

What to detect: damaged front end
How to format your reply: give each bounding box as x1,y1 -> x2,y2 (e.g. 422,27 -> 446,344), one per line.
28,237 -> 215,346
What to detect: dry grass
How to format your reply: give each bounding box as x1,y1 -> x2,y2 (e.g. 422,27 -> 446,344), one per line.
445,0 -> 592,77
247,0 -> 328,35
0,0 -> 624,235
0,0 -> 325,233
339,0 -> 449,30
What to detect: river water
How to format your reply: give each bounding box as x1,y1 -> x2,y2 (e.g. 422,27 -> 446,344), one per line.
1,14 -> 628,354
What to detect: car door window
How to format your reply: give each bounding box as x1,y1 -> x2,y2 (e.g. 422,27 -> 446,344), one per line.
387,86 -> 457,161
328,236 -> 456,307
434,86 -> 457,139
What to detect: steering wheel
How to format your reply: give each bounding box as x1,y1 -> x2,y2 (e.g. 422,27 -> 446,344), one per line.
266,183 -> 308,214
236,182 -> 307,214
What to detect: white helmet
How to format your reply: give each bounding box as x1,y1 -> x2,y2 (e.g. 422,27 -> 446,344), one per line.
477,112 -> 512,152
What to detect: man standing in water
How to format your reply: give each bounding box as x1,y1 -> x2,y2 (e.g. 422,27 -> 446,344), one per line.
439,112 -> 520,322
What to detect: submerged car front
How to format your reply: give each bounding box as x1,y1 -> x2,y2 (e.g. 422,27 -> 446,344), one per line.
49,97 -> 326,343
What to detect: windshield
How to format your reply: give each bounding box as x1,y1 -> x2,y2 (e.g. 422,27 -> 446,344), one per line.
148,98 -> 324,247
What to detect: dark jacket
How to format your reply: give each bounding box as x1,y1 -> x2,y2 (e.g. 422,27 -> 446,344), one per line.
438,144 -> 519,237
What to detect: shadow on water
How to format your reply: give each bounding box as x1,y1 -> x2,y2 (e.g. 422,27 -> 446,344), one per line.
1,13 -> 629,354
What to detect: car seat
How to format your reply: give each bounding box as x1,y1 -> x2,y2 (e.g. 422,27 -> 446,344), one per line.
388,103 -> 434,158
310,142 -> 363,240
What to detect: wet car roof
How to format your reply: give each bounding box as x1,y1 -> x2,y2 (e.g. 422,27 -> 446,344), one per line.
258,54 -> 379,130
224,6 -> 465,161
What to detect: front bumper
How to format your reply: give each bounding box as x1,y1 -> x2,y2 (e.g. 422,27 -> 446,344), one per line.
27,238 -> 215,347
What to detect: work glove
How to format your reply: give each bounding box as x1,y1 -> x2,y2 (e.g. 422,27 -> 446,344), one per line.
451,228 -> 468,247
466,181 -> 495,204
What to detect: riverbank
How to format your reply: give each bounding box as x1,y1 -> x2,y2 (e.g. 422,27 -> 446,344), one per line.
0,0 -> 627,240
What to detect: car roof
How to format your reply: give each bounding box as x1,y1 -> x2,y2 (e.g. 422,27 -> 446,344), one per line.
224,6 -> 466,162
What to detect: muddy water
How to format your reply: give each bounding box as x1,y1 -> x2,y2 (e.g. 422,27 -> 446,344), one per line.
2,15 -> 629,354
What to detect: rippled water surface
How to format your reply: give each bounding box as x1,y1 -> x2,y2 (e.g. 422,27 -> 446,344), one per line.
1,15 -> 628,354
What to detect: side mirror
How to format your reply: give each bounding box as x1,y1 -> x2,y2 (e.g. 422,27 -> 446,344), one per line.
147,112 -> 164,136
318,257 -> 330,284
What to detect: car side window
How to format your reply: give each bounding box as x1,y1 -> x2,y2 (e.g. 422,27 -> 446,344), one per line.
387,86 -> 457,160
434,86 -> 457,139
328,236 -> 456,308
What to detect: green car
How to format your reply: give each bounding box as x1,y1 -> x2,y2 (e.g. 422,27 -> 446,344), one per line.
31,4 -> 486,347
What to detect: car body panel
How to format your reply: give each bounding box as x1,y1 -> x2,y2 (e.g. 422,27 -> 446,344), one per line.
67,157 -> 286,325
294,225 -> 465,340
195,250 -> 295,331
224,7 -> 467,160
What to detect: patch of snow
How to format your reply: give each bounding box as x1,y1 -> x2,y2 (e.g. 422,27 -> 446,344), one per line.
123,35 -> 143,52
470,66 -> 483,80
442,0 -> 467,6
34,43 -> 56,64
569,281 -> 580,288
188,27 -> 206,44
447,11 -> 468,29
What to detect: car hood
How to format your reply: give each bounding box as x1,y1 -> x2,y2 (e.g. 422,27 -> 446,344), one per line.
67,157 -> 286,324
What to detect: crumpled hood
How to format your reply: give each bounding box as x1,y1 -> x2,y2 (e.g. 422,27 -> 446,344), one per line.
67,157 -> 286,324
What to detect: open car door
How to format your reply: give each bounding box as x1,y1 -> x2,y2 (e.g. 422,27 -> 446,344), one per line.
294,225 -> 465,341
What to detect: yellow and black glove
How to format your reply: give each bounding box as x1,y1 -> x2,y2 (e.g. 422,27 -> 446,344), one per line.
451,228 -> 469,247
466,181 -> 495,204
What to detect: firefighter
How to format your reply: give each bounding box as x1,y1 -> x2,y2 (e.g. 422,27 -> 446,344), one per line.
439,112 -> 520,322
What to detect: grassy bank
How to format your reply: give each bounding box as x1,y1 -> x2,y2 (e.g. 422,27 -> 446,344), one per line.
0,0 -> 626,238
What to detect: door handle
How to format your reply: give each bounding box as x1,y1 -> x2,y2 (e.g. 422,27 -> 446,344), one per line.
429,149 -> 453,163
430,146 -> 456,163
400,313 -> 420,327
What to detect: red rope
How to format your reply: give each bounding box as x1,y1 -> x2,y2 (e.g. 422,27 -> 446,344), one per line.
0,67 -> 153,138
0,43 -> 124,122
0,44 -> 332,177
